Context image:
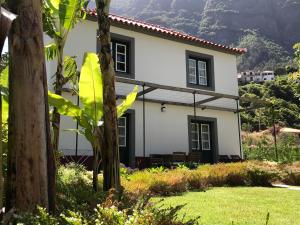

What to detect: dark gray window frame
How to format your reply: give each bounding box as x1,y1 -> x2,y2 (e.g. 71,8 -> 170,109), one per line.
111,33 -> 135,79
187,115 -> 219,163
186,50 -> 215,91
97,32 -> 135,79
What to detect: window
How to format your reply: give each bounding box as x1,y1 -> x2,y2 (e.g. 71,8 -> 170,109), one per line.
188,59 -> 197,84
98,32 -> 135,78
115,43 -> 127,72
201,124 -> 211,150
198,61 -> 207,85
186,51 -> 214,90
191,123 -> 200,150
118,117 -> 126,147
190,122 -> 211,151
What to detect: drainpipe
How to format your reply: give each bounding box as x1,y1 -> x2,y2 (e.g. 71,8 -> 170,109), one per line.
142,84 -> 145,158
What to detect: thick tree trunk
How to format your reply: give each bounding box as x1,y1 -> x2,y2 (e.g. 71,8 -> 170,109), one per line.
6,0 -> 49,212
1,7 -> 16,212
96,0 -> 121,195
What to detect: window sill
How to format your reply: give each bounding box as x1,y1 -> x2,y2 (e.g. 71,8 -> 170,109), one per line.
115,72 -> 135,79
187,83 -> 215,91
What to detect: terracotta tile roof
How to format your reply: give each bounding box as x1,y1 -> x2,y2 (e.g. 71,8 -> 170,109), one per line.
84,9 -> 246,55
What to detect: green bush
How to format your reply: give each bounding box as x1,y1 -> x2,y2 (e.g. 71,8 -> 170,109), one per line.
56,163 -> 105,212
244,133 -> 300,163
13,198 -> 199,225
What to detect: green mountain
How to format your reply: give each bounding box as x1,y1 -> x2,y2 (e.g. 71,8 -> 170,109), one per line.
109,0 -> 300,71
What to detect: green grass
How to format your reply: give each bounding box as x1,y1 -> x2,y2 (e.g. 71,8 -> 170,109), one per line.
153,187 -> 300,225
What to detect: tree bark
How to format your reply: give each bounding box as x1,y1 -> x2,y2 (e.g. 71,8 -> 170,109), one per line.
96,0 -> 121,195
6,0 -> 49,212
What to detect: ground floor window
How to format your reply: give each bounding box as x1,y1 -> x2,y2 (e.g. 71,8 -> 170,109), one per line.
190,121 -> 211,151
118,117 -> 126,147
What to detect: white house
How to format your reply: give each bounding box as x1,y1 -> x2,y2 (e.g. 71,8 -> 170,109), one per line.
238,70 -> 275,83
46,10 -> 246,168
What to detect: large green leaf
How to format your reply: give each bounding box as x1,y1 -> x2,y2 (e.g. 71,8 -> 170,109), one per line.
59,0 -> 86,31
117,86 -> 138,118
0,66 -> 9,97
2,96 -> 8,123
64,56 -> 77,80
79,53 -> 103,126
48,91 -> 82,118
44,0 -> 60,12
0,66 -> 8,89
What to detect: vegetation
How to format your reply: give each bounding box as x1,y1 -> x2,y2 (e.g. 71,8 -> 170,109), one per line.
48,53 -> 138,191
95,0 -> 122,196
43,0 -> 88,157
236,31 -> 291,71
10,162 -> 299,224
154,187 -> 300,225
243,132 -> 300,163
1,0 -> 299,223
239,72 -> 300,131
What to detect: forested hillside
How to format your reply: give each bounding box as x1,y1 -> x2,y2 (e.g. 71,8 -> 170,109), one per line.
106,0 -> 300,71
239,72 -> 300,130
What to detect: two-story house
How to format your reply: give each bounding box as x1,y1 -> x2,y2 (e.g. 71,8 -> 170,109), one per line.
46,10 -> 246,168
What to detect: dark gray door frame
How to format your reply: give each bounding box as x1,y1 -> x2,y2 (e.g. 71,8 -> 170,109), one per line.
125,109 -> 136,168
187,115 -> 219,163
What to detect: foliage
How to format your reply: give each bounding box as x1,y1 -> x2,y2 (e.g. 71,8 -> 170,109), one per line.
48,52 -> 138,146
293,42 -> 300,68
13,197 -> 199,225
236,31 -> 291,71
56,163 -> 105,212
43,0 -> 88,88
122,161 -> 300,196
239,72 -> 300,130
243,132 -> 300,163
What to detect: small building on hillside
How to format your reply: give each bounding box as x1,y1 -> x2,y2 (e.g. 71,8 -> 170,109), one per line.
238,70 -> 275,84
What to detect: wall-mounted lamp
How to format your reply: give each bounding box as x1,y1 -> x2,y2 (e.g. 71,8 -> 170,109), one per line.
161,103 -> 166,112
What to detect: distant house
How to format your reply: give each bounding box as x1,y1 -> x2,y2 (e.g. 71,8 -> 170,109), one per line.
46,10 -> 246,167
238,71 -> 275,84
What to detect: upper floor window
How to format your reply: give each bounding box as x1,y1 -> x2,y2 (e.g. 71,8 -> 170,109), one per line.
98,32 -> 135,78
186,51 -> 214,90
112,41 -> 128,73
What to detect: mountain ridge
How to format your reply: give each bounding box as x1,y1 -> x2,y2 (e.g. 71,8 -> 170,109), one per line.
107,0 -> 300,71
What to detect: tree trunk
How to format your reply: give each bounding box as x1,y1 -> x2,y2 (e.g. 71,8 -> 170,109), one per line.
6,0 -> 49,212
96,0 -> 121,195
92,126 -> 104,192
1,6 -> 16,213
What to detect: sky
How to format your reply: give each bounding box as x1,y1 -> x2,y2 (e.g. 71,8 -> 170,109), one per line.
2,38 -> 8,54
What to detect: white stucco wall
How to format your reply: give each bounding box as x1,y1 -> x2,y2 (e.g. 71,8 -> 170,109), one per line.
45,19 -> 241,158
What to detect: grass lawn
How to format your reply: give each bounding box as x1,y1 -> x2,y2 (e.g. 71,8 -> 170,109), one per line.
153,187 -> 300,225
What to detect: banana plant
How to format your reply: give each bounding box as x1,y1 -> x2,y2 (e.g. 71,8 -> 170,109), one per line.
43,0 -> 88,155
48,53 -> 138,191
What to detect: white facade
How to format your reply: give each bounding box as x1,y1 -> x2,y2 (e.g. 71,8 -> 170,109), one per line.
46,19 -> 242,166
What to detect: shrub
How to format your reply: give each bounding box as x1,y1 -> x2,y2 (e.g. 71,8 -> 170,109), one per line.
56,163 -> 105,212
281,162 -> 300,185
246,161 -> 279,186
193,163 -> 248,187
13,198 -> 199,225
